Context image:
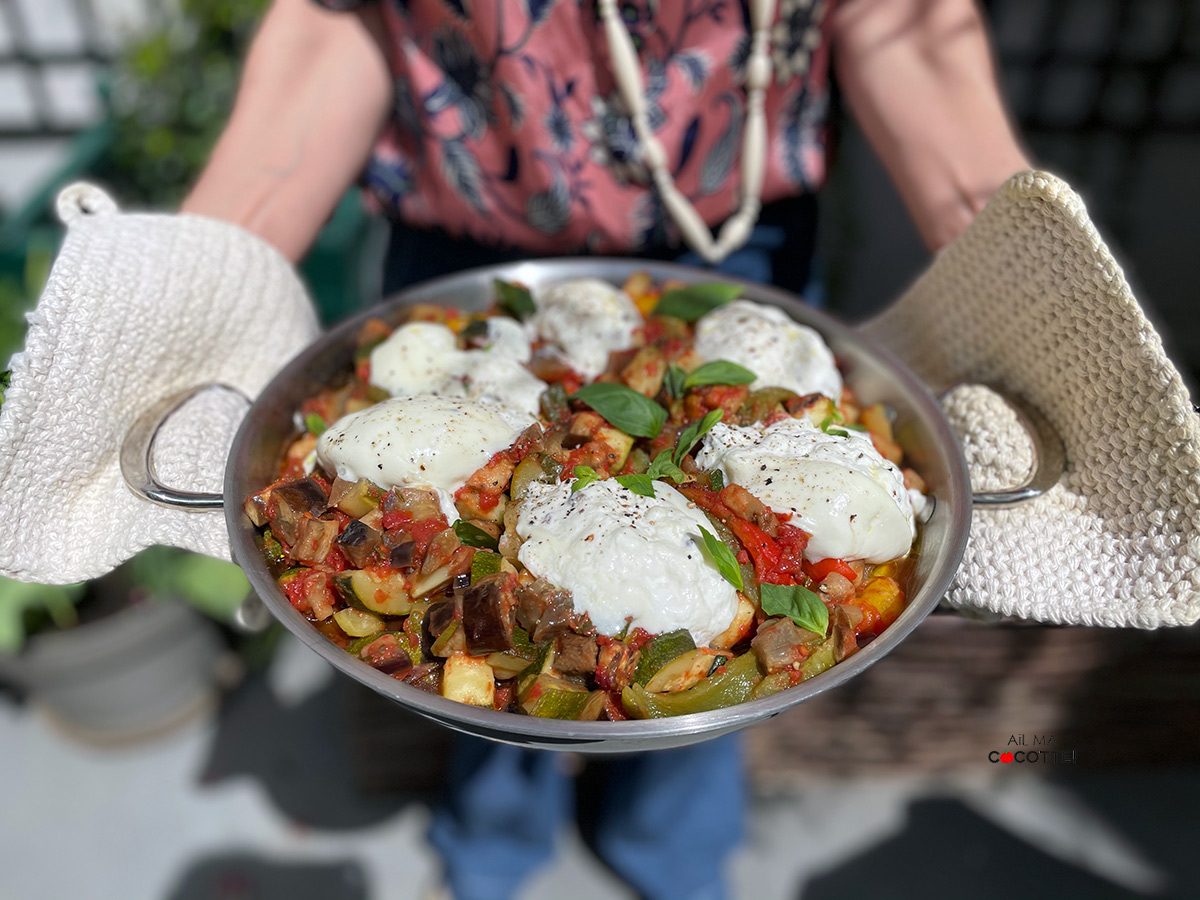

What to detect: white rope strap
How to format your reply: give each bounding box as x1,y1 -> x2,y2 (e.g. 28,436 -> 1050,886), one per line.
597,0 -> 777,263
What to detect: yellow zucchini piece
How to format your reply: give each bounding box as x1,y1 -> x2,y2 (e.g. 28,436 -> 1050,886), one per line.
333,607 -> 384,638
441,653 -> 496,707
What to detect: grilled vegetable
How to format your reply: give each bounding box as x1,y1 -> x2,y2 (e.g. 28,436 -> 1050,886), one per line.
520,678 -> 607,720
632,629 -> 696,685
554,633 -> 599,676
441,653 -> 495,707
515,579 -> 574,642
356,633 -> 413,674
336,520 -> 382,568
750,617 -> 822,674
709,593 -> 757,650
644,648 -> 723,693
329,477 -> 383,517
461,573 -> 517,654
333,607 -> 384,638
334,569 -> 412,616
266,478 -> 327,544
621,650 -> 762,718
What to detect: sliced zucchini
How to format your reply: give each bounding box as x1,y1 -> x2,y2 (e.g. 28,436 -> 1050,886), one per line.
334,569 -> 413,616
333,607 -> 385,638
644,648 -> 722,693
632,629 -> 696,686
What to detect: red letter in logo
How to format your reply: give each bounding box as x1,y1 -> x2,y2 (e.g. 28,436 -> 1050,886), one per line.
1000,752 -> 1014,764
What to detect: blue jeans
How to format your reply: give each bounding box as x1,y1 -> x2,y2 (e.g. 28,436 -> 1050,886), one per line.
382,196 -> 819,900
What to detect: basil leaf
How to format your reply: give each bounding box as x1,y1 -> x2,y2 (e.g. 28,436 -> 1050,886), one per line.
304,412 -> 328,436
573,382 -> 667,438
0,370 -> 9,411
826,427 -> 849,438
653,282 -> 743,322
706,468 -> 725,491
571,465 -> 600,492
646,451 -> 687,484
698,527 -> 744,591
760,582 -> 829,636
493,278 -> 536,321
615,473 -> 656,498
454,520 -> 499,550
683,360 -> 757,390
672,408 -> 724,465
663,364 -> 686,401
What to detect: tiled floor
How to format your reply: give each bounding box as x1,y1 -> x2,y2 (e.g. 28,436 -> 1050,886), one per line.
3,633 -> 1196,900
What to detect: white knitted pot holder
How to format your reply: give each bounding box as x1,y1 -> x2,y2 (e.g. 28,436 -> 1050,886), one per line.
0,184 -> 319,584
862,170 -> 1200,628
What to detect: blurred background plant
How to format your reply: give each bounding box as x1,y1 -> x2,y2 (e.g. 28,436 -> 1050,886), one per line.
99,0 -> 268,206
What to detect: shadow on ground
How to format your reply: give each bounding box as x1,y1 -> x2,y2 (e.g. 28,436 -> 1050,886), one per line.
165,852 -> 369,900
197,669 -> 449,830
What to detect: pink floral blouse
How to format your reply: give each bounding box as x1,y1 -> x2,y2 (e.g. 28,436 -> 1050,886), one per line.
328,0 -> 833,253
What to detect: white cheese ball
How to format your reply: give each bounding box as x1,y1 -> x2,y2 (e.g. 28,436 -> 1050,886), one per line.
317,395 -> 528,523
528,278 -> 641,379
697,417 -> 915,563
516,479 -> 738,646
694,300 -> 842,400
369,319 -> 545,420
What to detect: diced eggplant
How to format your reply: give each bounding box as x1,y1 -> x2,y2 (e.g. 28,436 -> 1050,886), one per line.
554,633 -> 598,676
441,653 -> 496,707
515,578 -> 575,642
750,617 -> 822,674
357,633 -> 413,674
388,540 -> 417,570
243,491 -> 270,527
291,517 -> 338,565
336,519 -> 381,568
461,574 -> 517,654
382,486 -> 443,522
266,478 -> 328,545
329,477 -> 383,517
334,569 -> 413,615
424,597 -> 459,641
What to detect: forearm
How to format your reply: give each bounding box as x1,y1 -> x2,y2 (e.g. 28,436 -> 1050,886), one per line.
831,0 -> 1030,250
182,0 -> 391,261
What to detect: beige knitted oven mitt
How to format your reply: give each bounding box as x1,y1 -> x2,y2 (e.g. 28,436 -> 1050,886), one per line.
861,170 -> 1200,628
0,184 -> 319,584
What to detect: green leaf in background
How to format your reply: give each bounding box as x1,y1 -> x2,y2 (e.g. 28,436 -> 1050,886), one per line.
698,527 -> 744,591
304,412 -> 327,436
663,364 -> 686,401
0,579 -> 84,654
683,360 -> 757,390
615,474 -> 656,498
653,283 -> 743,321
127,548 -> 250,623
673,408 -> 723,466
493,278 -> 536,321
573,382 -> 667,438
454,520 -> 499,550
760,582 -> 830,636
572,465 -> 600,492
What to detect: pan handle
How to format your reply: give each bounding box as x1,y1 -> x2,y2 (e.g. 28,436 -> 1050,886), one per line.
941,386 -> 1066,509
120,383 -> 248,511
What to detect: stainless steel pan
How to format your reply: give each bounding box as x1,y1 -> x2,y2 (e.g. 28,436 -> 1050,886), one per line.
122,258 -> 1062,753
